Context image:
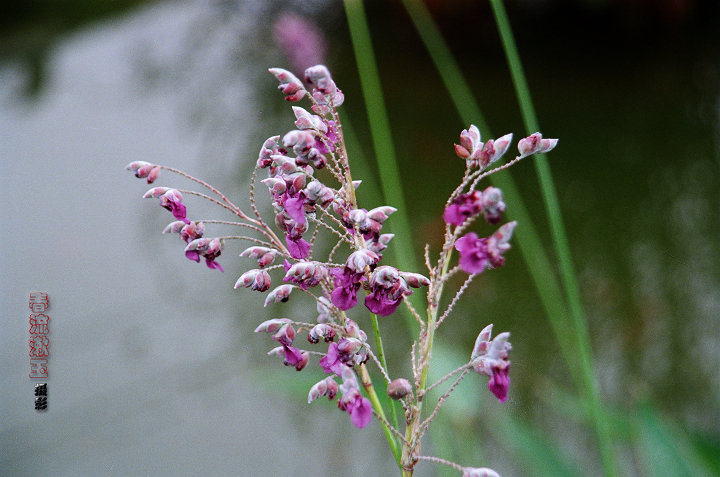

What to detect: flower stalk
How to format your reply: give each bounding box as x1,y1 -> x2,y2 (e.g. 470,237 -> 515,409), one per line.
127,58 -> 555,476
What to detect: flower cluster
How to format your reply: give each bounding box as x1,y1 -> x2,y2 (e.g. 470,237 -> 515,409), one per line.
126,63 -> 556,477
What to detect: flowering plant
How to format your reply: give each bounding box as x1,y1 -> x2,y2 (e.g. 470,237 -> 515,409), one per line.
126,64 -> 556,476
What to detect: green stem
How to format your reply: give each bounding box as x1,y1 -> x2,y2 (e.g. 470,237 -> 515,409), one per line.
359,363 -> 401,465
488,1 -> 617,475
370,313 -> 400,431
343,0 -> 422,334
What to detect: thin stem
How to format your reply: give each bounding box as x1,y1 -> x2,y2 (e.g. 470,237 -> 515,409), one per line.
417,368 -> 470,441
175,189 -> 242,216
359,363 -> 401,465
159,165 -> 240,206
369,313 -> 400,431
194,219 -> 248,227
249,167 -> 264,222
344,0 -> 422,336
400,1 -> 613,472
415,455 -> 465,472
489,1 -> 616,474
372,409 -> 408,443
365,346 -> 393,385
216,235 -> 275,248
436,273 -> 475,329
425,362 -> 472,395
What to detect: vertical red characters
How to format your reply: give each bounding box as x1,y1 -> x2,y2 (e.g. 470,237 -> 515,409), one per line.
29,292 -> 49,411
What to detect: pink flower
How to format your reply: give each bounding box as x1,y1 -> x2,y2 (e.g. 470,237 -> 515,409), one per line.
341,391 -> 372,429
364,266 -> 408,317
184,238 -> 224,272
281,344 -> 308,371
488,367 -> 510,402
471,324 -> 512,402
285,235 -> 311,259
454,222 -> 516,274
330,267 -> 363,310
319,342 -> 346,376
443,190 -> 483,226
283,192 -> 307,225
159,189 -> 189,223
338,368 -> 372,428
454,232 -> 490,274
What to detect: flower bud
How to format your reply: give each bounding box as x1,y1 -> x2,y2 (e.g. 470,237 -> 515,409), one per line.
126,160 -> 153,176
487,221 -> 517,267
308,376 -> 338,403
235,269 -> 272,292
337,337 -> 367,366
367,206 -> 397,223
142,186 -> 171,199
254,318 -> 291,334
304,180 -> 334,208
369,266 -> 400,289
271,154 -> 298,174
240,246 -> 277,268
163,220 -> 187,235
478,133 -> 513,169
343,319 -> 367,341
261,177 -> 286,195
304,64 -> 336,95
283,130 -> 316,156
307,323 -> 335,344
268,68 -> 307,102
347,208 -> 370,231
387,378 -> 412,400
462,468 -> 500,477
283,261 -> 328,289
272,323 -> 296,346
184,237 -> 210,255
292,106 -> 327,133
399,272 -> 430,288
481,186 -> 506,225
493,133 -> 513,158
257,135 -> 281,168
518,132 -> 557,156
264,284 -> 295,306
456,125 -> 481,158
345,249 -> 380,274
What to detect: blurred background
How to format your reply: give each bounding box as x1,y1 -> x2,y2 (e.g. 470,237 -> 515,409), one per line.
1,0 -> 717,475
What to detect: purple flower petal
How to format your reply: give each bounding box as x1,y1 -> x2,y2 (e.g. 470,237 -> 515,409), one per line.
284,194 -> 306,225
488,367 -> 510,402
364,291 -> 402,317
286,236 -> 310,259
349,396 -> 372,428
205,258 -> 224,272
443,204 -> 465,226
319,342 -> 346,376
454,233 -> 489,274
168,200 -> 188,223
185,250 -> 200,263
282,345 -> 304,366
331,286 -> 357,310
